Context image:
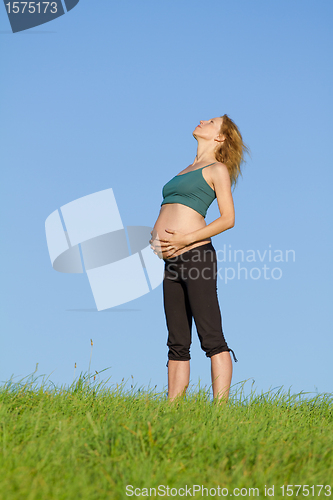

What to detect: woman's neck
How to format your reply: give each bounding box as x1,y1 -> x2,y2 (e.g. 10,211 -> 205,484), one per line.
192,142 -> 216,166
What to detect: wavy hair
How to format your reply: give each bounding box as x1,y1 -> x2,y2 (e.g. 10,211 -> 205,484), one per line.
215,114 -> 250,189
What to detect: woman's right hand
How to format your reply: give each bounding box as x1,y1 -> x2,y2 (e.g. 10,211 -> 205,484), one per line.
149,230 -> 164,259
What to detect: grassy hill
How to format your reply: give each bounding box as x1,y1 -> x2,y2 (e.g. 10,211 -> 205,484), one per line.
0,371 -> 332,499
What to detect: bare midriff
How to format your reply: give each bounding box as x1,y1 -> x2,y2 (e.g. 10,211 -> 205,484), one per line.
151,203 -> 211,260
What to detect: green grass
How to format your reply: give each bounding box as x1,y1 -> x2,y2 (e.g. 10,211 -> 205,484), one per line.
0,369 -> 332,499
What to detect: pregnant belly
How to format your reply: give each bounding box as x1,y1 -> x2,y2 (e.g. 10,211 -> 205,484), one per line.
151,204 -> 211,259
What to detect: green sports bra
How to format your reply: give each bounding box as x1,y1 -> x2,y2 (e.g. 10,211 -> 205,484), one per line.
161,163 -> 216,218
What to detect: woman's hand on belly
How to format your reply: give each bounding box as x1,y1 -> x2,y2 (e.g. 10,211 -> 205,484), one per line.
149,228 -> 190,259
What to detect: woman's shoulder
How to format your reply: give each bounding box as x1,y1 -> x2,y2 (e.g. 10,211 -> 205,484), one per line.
211,162 -> 229,176
212,161 -> 228,170
210,162 -> 231,188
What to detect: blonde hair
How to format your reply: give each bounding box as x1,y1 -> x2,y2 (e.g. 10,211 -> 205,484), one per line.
215,114 -> 249,189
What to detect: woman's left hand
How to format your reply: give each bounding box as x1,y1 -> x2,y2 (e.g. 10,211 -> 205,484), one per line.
152,229 -> 190,259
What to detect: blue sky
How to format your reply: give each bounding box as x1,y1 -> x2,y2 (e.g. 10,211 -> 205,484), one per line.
1,1 -> 332,398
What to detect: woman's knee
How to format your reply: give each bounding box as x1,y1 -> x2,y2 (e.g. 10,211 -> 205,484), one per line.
167,342 -> 191,361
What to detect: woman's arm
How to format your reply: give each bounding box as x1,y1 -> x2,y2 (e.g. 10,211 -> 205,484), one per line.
185,163 -> 235,245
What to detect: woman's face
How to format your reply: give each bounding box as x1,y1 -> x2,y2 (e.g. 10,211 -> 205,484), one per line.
193,117 -> 223,141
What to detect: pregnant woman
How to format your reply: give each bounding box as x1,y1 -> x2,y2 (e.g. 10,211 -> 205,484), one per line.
150,115 -> 248,403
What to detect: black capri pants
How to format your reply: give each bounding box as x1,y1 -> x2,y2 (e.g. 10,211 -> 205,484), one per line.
163,242 -> 238,366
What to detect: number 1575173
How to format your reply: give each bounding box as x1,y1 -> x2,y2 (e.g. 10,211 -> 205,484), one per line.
280,485 -> 332,496
5,2 -> 58,14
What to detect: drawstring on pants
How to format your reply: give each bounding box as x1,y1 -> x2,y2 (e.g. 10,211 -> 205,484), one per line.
228,348 -> 238,363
